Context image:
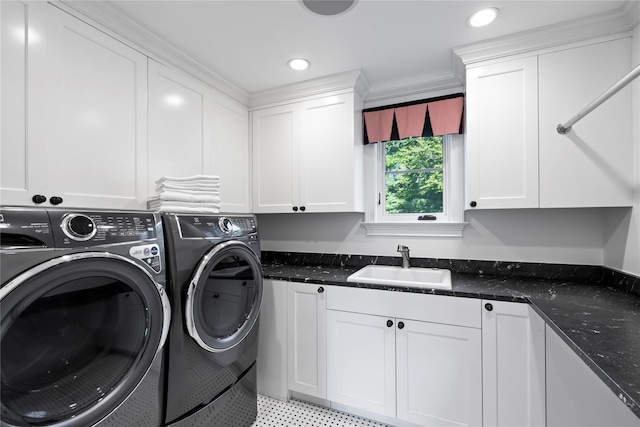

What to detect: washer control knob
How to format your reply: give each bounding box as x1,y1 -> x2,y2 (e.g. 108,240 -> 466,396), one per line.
62,214 -> 97,241
218,217 -> 233,234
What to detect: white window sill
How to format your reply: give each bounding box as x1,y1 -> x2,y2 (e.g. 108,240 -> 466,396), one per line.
361,221 -> 468,237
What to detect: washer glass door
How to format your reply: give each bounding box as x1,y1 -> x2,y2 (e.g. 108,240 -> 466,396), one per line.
186,241 -> 263,352
0,254 -> 168,427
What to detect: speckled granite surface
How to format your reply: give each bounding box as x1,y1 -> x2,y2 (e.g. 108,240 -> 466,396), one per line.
261,251 -> 640,418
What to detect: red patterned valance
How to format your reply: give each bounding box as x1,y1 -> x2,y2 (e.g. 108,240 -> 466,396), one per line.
363,94 -> 464,144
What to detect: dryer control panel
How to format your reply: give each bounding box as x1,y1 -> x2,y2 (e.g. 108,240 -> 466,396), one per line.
48,211 -> 159,247
177,215 -> 257,240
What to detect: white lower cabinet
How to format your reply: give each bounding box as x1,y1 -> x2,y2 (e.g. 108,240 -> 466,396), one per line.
286,281 -> 327,399
326,310 -> 396,417
326,286 -> 482,427
396,319 -> 482,427
546,325 -> 640,427
482,300 -> 546,427
257,279 -> 289,401
268,283 -> 640,427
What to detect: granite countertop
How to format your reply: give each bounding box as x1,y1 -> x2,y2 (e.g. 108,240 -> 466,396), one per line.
261,261 -> 640,418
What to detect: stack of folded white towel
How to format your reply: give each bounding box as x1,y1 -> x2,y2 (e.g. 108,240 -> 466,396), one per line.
148,175 -> 221,213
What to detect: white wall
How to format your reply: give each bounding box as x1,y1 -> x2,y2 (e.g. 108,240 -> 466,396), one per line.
258,209 -> 605,266
604,20 -> 640,276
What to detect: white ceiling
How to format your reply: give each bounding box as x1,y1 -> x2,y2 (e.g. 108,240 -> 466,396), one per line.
100,0 -> 631,96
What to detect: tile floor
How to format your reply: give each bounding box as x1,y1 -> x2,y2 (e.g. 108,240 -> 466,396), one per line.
252,395 -> 389,427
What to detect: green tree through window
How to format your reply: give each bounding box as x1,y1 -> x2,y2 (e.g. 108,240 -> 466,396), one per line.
384,137 -> 443,214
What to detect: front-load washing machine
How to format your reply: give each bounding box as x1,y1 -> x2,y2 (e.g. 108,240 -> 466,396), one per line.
0,207 -> 171,427
161,213 -> 262,427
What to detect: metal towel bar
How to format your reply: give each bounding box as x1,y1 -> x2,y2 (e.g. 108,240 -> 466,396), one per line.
556,63 -> 640,135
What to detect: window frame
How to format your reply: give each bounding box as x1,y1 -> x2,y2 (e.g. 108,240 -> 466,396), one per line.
362,133 -> 467,237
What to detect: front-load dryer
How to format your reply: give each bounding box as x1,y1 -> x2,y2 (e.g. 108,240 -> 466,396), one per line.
0,207 -> 171,427
161,213 -> 262,427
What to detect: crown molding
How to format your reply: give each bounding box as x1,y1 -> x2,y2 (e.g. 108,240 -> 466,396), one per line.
363,74 -> 463,109
248,69 -> 369,109
57,0 -> 250,105
453,5 -> 634,67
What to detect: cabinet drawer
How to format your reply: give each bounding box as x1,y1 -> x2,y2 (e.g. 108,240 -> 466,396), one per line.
326,286 -> 481,328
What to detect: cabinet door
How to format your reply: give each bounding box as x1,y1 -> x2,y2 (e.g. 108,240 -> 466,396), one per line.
299,94 -> 356,212
148,59 -> 213,195
1,1 -> 48,206
287,282 -> 326,398
209,95 -> 250,212
539,38 -> 633,207
466,57 -> 539,209
546,325 -> 640,427
257,280 -> 289,400
396,319 -> 482,427
326,310 -> 396,417
252,104 -> 299,213
482,301 -> 545,427
43,5 -> 148,209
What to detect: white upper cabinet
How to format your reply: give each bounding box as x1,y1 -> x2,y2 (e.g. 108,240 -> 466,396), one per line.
252,92 -> 363,213
252,103 -> 298,213
466,56 -> 539,209
298,95 -> 358,212
147,60 -> 250,212
1,0 -> 34,204
148,59 -> 212,194
538,38 -> 633,208
209,95 -> 250,212
465,36 -> 633,210
1,2 -> 148,209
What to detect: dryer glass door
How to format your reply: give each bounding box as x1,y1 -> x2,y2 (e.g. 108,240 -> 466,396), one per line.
186,240 -> 263,352
0,254 -> 168,427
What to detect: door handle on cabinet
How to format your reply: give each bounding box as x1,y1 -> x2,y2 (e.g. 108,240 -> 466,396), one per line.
32,194 -> 47,204
50,196 -> 63,206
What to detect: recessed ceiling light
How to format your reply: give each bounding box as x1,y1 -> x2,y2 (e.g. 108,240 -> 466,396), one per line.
288,58 -> 310,71
467,7 -> 500,27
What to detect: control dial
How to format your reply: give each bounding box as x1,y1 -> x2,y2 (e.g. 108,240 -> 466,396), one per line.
61,214 -> 97,241
218,217 -> 234,234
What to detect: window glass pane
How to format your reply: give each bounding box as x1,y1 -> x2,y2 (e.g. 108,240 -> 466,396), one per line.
385,137 -> 442,172
384,137 -> 443,214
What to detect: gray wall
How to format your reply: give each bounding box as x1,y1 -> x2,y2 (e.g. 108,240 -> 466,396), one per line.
258,208 -> 605,266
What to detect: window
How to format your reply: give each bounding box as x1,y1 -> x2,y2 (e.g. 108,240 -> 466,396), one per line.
382,136 -> 444,218
363,133 -> 466,237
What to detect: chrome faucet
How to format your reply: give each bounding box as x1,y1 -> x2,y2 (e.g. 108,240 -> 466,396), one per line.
397,244 -> 410,269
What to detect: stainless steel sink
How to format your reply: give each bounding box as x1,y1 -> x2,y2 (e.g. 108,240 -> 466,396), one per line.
346,265 -> 452,290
